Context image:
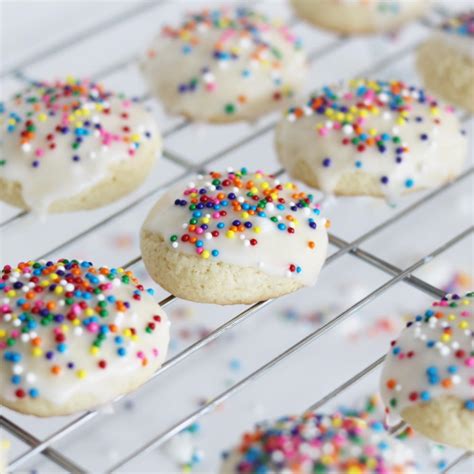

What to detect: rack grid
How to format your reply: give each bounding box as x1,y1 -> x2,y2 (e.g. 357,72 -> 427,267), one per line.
1,1 -> 473,473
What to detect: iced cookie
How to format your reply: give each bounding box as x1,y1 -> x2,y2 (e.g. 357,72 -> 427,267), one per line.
417,11 -> 474,113
141,6 -> 307,123
0,259 -> 170,417
291,0 -> 428,34
380,292 -> 474,450
221,412 -> 418,473
0,78 -> 161,214
141,169 -> 329,305
275,79 -> 467,199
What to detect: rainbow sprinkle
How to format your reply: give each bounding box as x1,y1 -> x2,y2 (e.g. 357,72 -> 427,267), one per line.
165,168 -> 329,277
0,77 -> 155,169
0,260 -> 165,403
284,79 -> 461,190
222,412 -> 418,473
440,11 -> 474,38
147,7 -> 304,116
382,292 -> 474,414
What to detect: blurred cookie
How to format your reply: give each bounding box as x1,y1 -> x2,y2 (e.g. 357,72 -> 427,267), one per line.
0,78 -> 161,214
275,79 -> 467,198
141,6 -> 307,123
141,169 -> 329,305
417,11 -> 474,113
221,412 -> 418,473
380,292 -> 474,450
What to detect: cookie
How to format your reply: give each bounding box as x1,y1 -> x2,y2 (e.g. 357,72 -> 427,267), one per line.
140,169 -> 329,305
0,259 -> 170,417
0,78 -> 161,214
221,412 -> 418,473
140,6 -> 308,123
417,11 -> 474,113
380,292 -> 474,450
275,79 -> 467,199
290,0 -> 428,35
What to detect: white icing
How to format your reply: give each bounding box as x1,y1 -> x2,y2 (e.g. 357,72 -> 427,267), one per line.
276,79 -> 467,198
0,81 -> 160,213
141,7 -> 307,121
380,293 -> 474,420
142,171 -> 328,286
0,262 -> 170,408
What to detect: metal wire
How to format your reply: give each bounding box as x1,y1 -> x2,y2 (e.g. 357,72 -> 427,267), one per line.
106,227 -> 473,472
2,3 -> 472,472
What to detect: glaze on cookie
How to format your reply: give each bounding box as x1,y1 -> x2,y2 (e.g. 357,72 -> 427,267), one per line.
221,413 -> 418,473
380,292 -> 474,450
275,79 -> 467,199
0,259 -> 170,416
141,7 -> 307,123
0,78 -> 161,213
141,169 -> 329,304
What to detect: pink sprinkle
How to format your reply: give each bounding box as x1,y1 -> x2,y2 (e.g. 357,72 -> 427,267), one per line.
35,148 -> 44,157
136,351 -> 144,359
206,83 -> 217,92
87,322 -> 99,333
152,348 -> 159,357
318,127 -> 328,137
465,357 -> 474,367
11,330 -> 20,338
0,342 -> 7,350
196,247 -> 204,255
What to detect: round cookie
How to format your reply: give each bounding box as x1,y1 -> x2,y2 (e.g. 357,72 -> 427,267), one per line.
380,292 -> 474,450
0,259 -> 170,417
417,11 -> 474,113
140,168 -> 329,305
290,0 -> 428,35
140,6 -> 308,123
275,79 -> 467,199
221,413 -> 419,473
0,78 -> 161,214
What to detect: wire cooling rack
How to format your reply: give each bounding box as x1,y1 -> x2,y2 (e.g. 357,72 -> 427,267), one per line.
1,1 -> 473,473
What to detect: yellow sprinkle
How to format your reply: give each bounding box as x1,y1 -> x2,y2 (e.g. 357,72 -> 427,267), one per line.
130,133 -> 140,142
72,319 -> 80,326
261,181 -> 269,190
441,333 -> 451,342
396,117 -> 405,125
123,328 -> 132,338
38,113 -> 47,122
241,212 -> 249,219
201,217 -> 210,224
254,227 -> 261,234
202,250 -> 210,259
90,346 -> 99,356
0,329 -> 6,338
7,290 -> 16,298
250,186 -> 258,194
32,347 -> 43,357
40,280 -> 49,287
347,466 -> 362,474
226,230 -> 235,239
462,298 -> 470,305
332,417 -> 343,428
61,324 -> 69,333
448,313 -> 456,321
459,320 -> 469,330
321,455 -> 333,465
76,369 -> 87,379
369,128 -> 378,136
54,286 -> 63,295
359,110 -> 368,118
85,308 -> 94,317
131,335 -> 139,342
